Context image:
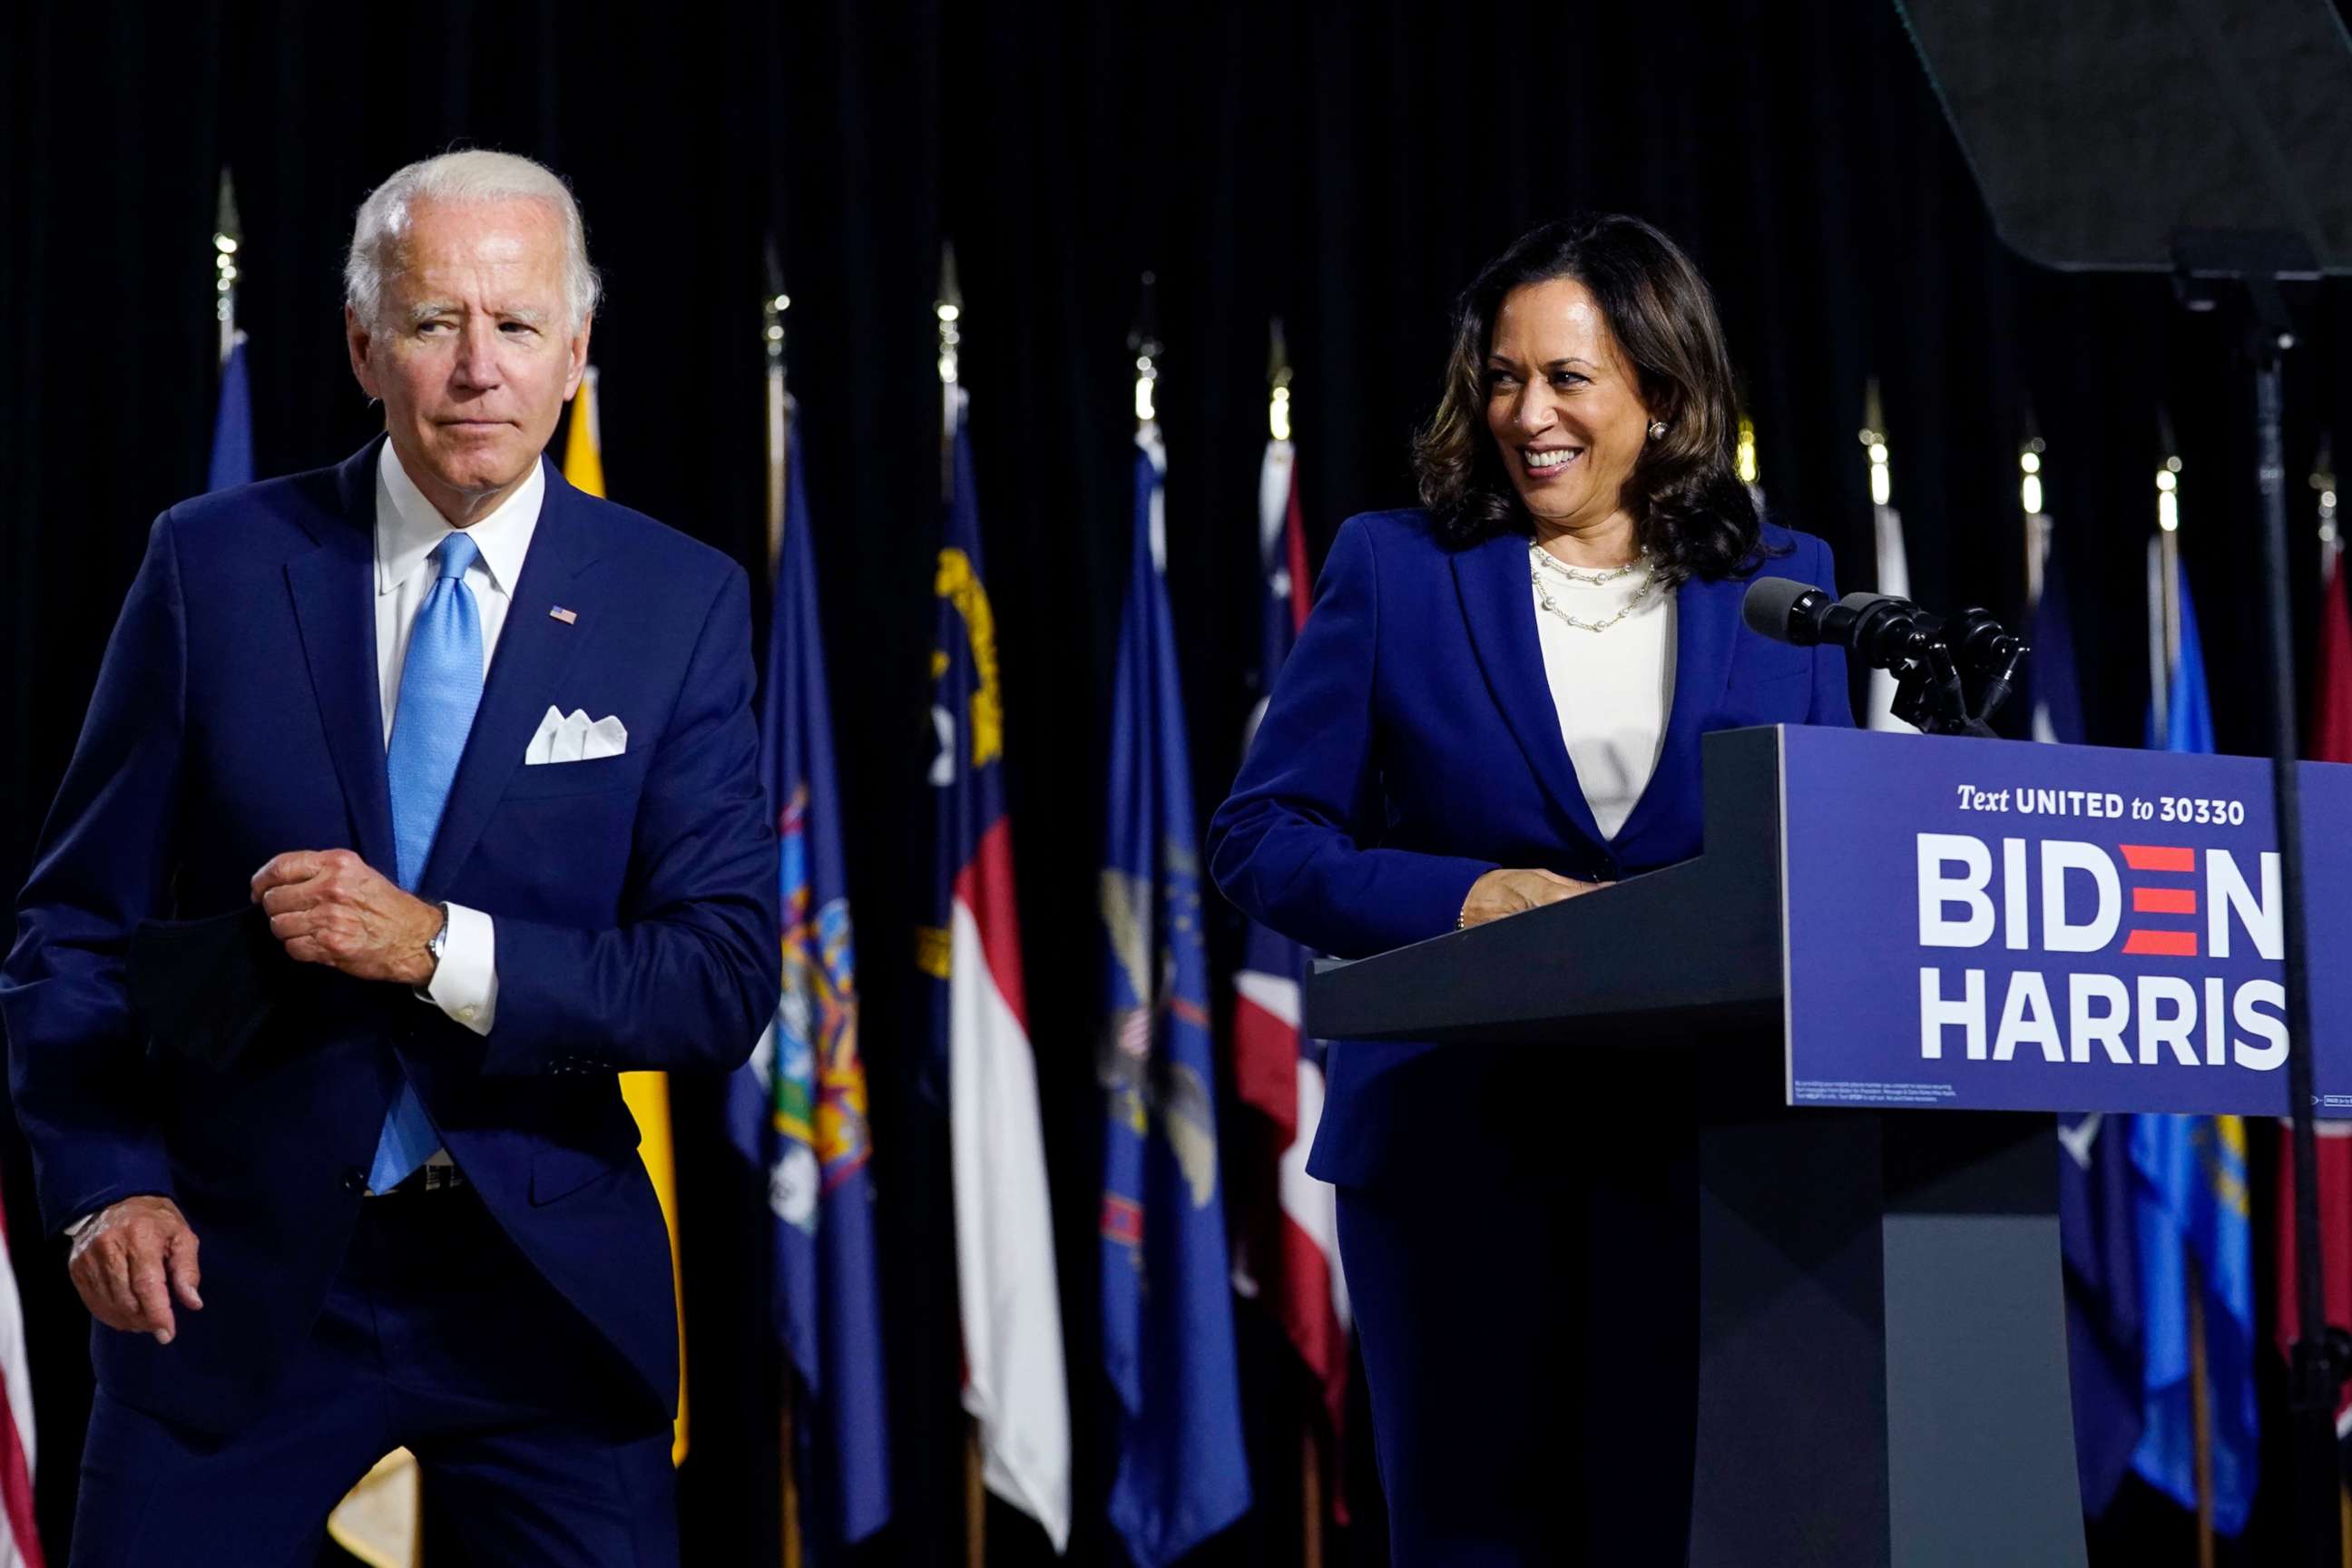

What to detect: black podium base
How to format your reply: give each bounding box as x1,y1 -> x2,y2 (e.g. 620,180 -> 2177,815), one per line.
1691,1087 -> 2086,1567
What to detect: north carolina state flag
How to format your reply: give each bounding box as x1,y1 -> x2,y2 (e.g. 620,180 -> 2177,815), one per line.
923,395 -> 1071,1551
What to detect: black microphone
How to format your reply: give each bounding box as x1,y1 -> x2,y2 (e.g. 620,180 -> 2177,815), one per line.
1740,581 -> 1932,670
1742,579 -> 2031,734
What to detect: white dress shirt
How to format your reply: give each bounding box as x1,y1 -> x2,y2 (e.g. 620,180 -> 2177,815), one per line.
377,442 -> 544,1038
1528,545 -> 1677,842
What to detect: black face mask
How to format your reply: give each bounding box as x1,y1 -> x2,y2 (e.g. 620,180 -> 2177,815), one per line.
129,906 -> 288,1073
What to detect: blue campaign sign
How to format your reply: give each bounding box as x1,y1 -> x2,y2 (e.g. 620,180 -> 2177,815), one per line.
1779,727 -> 2352,1114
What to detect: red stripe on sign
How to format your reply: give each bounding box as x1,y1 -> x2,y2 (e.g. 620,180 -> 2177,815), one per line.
2133,887 -> 2198,915
2123,929 -> 2199,956
954,818 -> 1030,1029
2121,844 -> 2197,873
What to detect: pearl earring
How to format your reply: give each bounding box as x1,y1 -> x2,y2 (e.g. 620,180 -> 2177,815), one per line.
1648,420 -> 1669,440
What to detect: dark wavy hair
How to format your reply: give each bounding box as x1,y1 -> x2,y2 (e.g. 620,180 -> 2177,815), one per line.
1411,213 -> 1770,582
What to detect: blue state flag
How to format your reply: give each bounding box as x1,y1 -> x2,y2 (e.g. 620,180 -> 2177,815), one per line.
726,416 -> 890,1550
2058,1108 -> 2143,1515
1098,427 -> 1251,1567
2038,528 -> 2141,1512
2129,555 -> 2256,1534
207,336 -> 253,493
2026,526 -> 2086,747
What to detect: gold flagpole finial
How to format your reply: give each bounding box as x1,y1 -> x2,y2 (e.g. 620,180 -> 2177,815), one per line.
2153,409 -> 2184,710
1858,377 -> 1890,508
1129,271 -> 1161,428
938,243 -> 964,498
763,238 -> 791,576
2019,400 -> 2047,521
2313,436 -> 2338,557
2019,425 -> 2049,609
1267,318 -> 1292,445
213,167 -> 243,367
763,239 -> 790,378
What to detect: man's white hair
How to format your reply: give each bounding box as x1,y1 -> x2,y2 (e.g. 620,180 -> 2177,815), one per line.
344,150 -> 602,331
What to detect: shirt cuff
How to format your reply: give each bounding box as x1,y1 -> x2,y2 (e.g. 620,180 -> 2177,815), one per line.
422,902 -> 498,1035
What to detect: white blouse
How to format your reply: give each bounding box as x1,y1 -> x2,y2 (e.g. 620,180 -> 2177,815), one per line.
1527,545 -> 1677,841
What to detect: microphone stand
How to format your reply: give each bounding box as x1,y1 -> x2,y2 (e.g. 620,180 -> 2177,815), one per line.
1877,606 -> 2023,740
2176,229 -> 2350,1568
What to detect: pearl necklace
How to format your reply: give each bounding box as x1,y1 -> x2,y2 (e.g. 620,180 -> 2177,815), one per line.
1529,544 -> 1656,634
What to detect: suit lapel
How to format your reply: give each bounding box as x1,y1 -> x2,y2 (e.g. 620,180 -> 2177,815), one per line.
287,441 -> 397,876
1451,534 -> 1607,849
1612,568 -> 1741,855
416,458 -> 604,900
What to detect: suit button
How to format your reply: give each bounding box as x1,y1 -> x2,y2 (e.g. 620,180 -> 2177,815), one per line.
341,1167 -> 368,1194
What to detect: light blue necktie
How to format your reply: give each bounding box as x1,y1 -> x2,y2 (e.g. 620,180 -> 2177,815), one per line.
370,532 -> 484,1192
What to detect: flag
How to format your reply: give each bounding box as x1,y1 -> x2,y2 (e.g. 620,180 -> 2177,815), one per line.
1098,426 -> 1251,1568
1229,436 -> 1350,1443
562,368 -> 691,1465
0,1181 -> 42,1568
2272,534 -> 2352,1451
923,395 -> 1071,1551
2025,517 -> 2085,747
206,334 -> 253,493
728,414 -> 890,1547
2034,517 -> 2142,1514
1865,498 -> 1910,730
2131,554 -> 2257,1534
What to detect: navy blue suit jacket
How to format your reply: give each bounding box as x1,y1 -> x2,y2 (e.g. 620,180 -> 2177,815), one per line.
1206,509 -> 1852,1189
0,439 -> 779,1433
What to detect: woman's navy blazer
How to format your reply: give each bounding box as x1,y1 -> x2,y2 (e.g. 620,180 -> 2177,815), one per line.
1205,508 -> 1854,1189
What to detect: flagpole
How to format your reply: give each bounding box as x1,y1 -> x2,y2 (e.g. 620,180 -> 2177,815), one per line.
1273,326 -> 1323,1568
939,244 -> 964,497
761,247 -> 805,1568
2151,436 -> 2183,740
1736,407 -> 1761,513
2156,430 -> 2216,1563
936,242 -> 987,1568
2317,441 -> 2338,583
213,168 -> 242,368
1131,270 -> 1161,433
765,242 -> 791,585
1266,316 -> 1327,1568
2190,1253 -> 2218,1568
2020,430 -> 2047,611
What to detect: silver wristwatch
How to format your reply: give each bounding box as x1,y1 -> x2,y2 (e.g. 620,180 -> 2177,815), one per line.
427,902 -> 450,967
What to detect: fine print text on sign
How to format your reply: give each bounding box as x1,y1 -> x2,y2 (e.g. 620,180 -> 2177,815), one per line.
1779,728 -> 2352,1116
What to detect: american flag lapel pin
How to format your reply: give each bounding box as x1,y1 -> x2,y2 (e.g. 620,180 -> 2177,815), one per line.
549,605 -> 578,625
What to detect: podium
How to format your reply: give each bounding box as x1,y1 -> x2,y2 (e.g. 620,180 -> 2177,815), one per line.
1305,725 -> 2352,1567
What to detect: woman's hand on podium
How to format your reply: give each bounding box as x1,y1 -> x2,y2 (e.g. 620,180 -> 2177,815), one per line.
1458,867 -> 1604,930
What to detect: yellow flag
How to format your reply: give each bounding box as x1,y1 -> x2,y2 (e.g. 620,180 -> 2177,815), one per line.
562,368 -> 691,1466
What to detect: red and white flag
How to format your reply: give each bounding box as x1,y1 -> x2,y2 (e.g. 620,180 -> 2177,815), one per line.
1231,436 -> 1351,1444
929,400 -> 1070,1551
0,1186 -> 44,1568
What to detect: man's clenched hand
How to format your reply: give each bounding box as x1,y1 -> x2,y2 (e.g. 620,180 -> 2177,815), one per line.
252,848 -> 441,985
69,1195 -> 202,1343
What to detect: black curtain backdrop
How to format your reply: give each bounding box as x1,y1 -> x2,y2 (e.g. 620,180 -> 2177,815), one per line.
5,2 -> 2352,1563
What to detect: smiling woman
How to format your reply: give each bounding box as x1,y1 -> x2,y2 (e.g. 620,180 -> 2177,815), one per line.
1412,213 -> 1767,584
1206,212 -> 1853,1561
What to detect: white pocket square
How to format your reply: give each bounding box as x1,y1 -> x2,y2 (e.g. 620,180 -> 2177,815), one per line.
526,707 -> 628,765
